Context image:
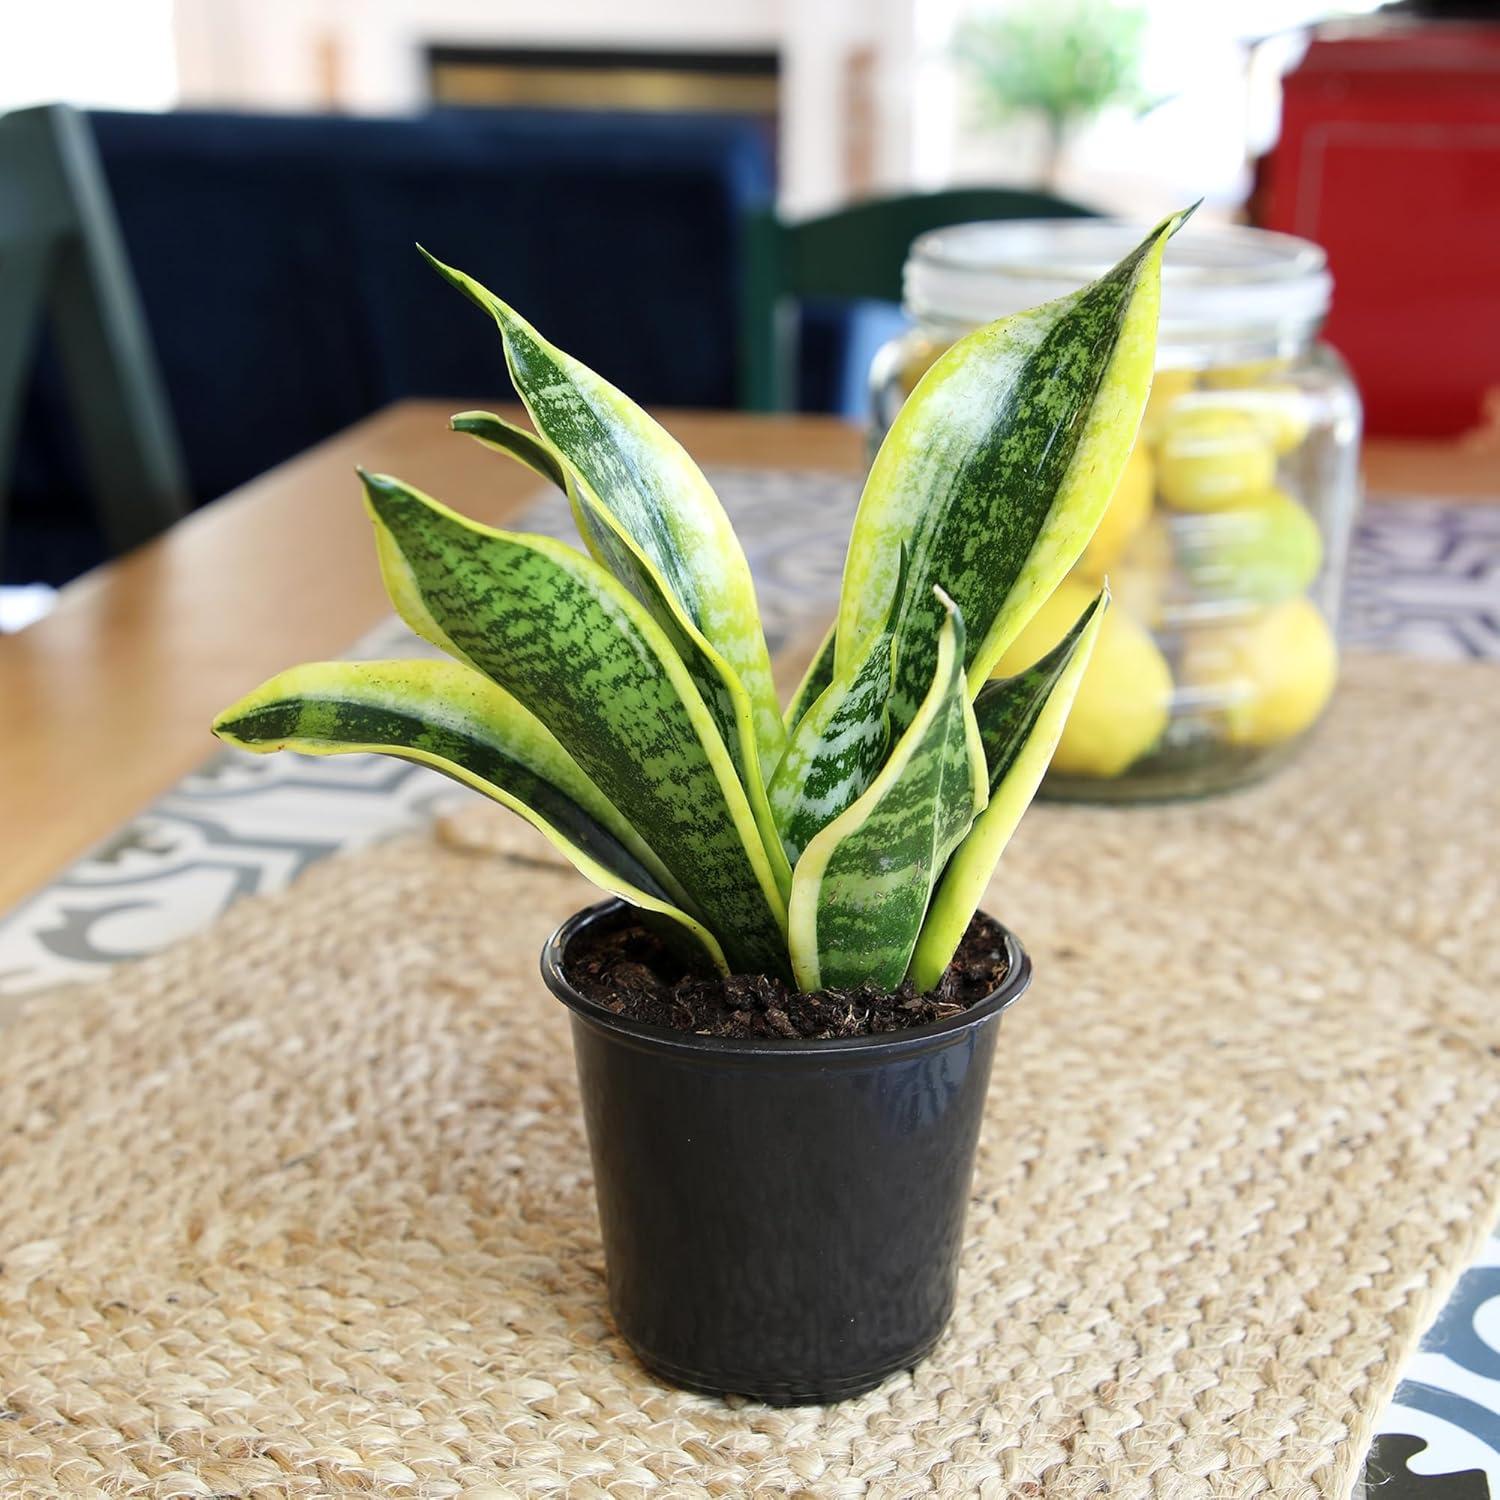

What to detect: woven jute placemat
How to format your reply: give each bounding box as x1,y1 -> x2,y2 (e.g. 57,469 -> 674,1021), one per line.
1,653 -> 1496,1498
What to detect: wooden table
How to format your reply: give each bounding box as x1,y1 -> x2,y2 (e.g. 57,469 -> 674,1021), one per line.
0,404 -> 860,911
1,401 -> 1492,914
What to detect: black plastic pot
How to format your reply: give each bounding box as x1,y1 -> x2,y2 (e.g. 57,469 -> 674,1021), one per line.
540,899 -> 1032,1405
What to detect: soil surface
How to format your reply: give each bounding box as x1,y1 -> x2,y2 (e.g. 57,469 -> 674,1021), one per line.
563,913 -> 1011,1040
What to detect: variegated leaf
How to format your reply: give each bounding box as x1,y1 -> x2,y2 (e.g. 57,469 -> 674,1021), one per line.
450,410 -> 567,491
782,620 -> 836,733
769,553 -> 906,866
909,587 -> 1108,990
453,405 -> 792,891
564,476 -> 793,895
212,657 -> 728,971
836,209 -> 1190,738
419,250 -> 786,785
788,591 -> 987,992
361,470 -> 789,976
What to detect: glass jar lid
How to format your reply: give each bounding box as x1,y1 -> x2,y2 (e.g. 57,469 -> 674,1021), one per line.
904,220 -> 1332,353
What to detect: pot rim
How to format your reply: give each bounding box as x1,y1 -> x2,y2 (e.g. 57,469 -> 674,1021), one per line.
540,899 -> 1032,1061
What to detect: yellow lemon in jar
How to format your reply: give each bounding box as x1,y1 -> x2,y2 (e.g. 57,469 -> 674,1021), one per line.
898,337 -> 946,396
1185,387 -> 1310,457
1140,366 -> 1196,446
1078,442 -> 1154,576
1175,487 -> 1323,606
1106,512 -> 1175,629
1180,597 -> 1337,748
1237,386 -> 1309,455
996,578 -> 1173,778
1199,357 -> 1293,389
1156,406 -> 1277,512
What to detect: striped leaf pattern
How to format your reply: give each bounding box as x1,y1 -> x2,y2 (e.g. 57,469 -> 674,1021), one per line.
562,478 -> 792,894
213,659 -> 728,971
768,553 -> 907,866
836,210 -> 1191,738
361,471 -> 789,977
452,404 -> 753,785
788,592 -> 987,992
217,221 -> 1182,992
420,250 -> 786,784
769,630 -> 892,867
783,622 -> 836,734
910,589 -> 1109,990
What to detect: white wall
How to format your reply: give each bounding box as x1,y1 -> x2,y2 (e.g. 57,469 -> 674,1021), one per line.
171,0 -> 917,213
4,0 -> 1394,224
0,0 -> 177,112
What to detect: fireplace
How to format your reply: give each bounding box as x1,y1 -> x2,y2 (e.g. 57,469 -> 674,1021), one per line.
173,0 -> 905,214
427,43 -> 779,125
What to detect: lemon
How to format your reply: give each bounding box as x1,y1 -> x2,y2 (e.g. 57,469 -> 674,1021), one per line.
1156,407 -> 1276,512
1198,357 -> 1292,389
1180,597 -> 1337,747
996,578 -> 1173,778
1079,442 -> 1154,576
1140,367 -> 1196,446
1236,386 -> 1310,455
898,337 -> 946,396
1175,487 -> 1323,605
1103,511 -> 1175,628
1178,387 -> 1309,457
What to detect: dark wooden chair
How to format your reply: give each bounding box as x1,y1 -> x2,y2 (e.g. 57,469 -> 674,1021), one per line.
0,104 -> 187,581
739,186 -> 1096,412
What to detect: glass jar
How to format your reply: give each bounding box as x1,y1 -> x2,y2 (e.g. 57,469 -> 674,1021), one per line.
869,220 -> 1362,801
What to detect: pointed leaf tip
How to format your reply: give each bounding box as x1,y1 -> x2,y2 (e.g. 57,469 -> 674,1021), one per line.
354,466 -> 390,516
416,245 -> 498,317
356,468 -> 387,502
1163,200 -> 1200,240
357,469 -> 418,531
451,409 -> 570,492
416,244 -> 462,290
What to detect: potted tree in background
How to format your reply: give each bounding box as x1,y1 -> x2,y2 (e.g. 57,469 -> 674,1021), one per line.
956,0 -> 1149,191
214,208 -> 1190,1404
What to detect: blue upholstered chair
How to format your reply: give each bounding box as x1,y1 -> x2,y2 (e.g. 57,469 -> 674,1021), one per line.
9,107 -> 774,584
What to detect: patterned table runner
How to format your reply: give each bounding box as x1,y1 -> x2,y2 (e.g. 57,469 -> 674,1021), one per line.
3,474 -> 1498,1496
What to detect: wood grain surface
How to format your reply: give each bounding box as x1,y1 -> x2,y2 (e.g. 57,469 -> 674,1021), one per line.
0,404 -> 860,911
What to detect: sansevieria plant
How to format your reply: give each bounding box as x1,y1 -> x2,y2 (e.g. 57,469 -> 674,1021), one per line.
214,211 -> 1190,994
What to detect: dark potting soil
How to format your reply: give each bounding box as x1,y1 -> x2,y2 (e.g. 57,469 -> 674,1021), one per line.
564,913 -> 1010,1040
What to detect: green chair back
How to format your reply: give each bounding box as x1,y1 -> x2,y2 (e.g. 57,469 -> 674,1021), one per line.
740,186 -> 1096,412
0,104 -> 187,582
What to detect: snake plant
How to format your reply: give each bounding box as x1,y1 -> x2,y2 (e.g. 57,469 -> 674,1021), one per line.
215,210 -> 1190,991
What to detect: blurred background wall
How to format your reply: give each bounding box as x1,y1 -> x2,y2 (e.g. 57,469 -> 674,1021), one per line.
3,0 -> 1495,602
5,0 -> 1389,217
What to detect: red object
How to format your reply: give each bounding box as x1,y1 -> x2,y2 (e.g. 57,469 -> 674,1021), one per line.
1261,19 -> 1500,438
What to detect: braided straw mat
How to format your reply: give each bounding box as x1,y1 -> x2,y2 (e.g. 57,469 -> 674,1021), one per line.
1,653 -> 1496,1499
